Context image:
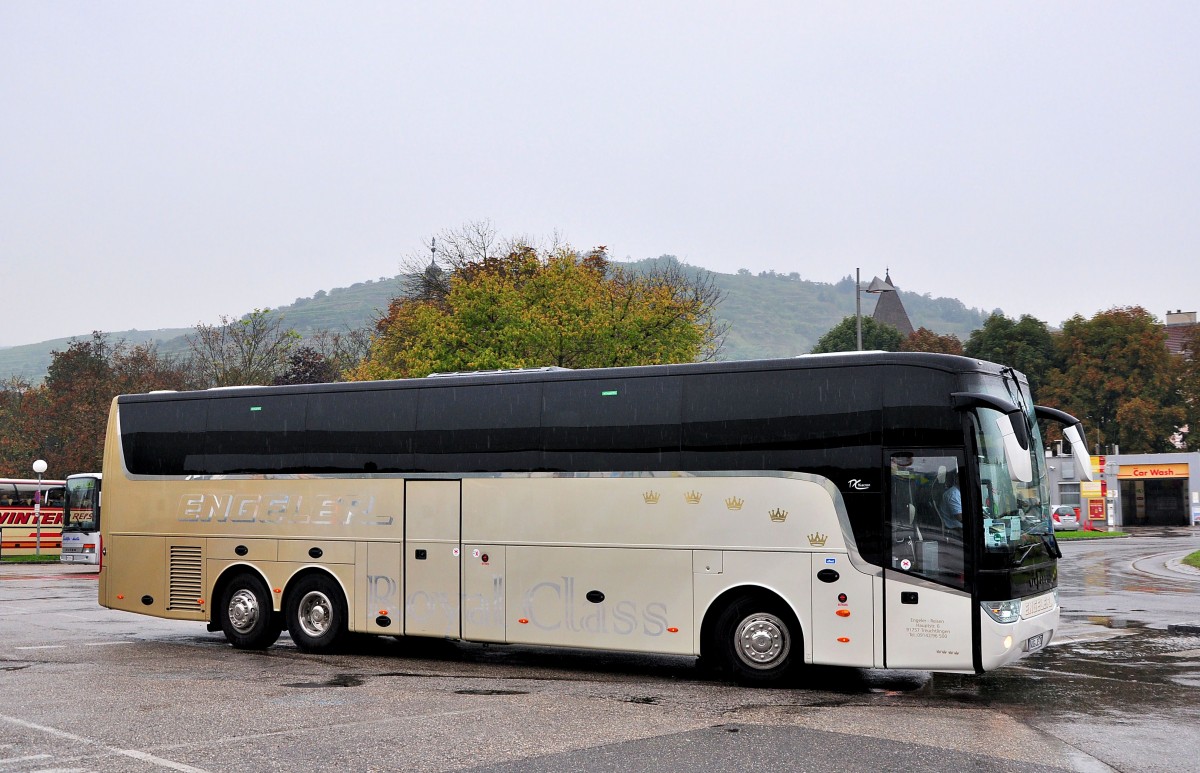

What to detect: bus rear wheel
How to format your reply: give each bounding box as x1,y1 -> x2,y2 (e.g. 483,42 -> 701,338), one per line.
218,573 -> 282,650
713,596 -> 801,685
286,575 -> 347,653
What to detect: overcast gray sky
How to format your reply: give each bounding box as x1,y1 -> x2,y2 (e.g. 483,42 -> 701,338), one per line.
2,3 -> 1197,347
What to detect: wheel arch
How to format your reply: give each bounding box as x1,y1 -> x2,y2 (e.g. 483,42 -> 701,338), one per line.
699,584 -> 807,663
210,563 -> 276,626
281,566 -> 351,618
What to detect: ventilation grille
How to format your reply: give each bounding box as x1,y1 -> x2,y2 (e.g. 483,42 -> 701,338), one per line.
168,545 -> 203,611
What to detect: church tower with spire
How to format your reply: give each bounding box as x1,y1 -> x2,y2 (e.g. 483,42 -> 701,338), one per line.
870,269 -> 915,337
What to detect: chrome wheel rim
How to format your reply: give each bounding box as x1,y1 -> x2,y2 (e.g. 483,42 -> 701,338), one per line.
735,612 -> 790,669
297,590 -> 334,638
228,588 -> 261,634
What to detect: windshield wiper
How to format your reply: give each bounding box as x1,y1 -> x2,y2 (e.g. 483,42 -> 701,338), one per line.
1013,531 -> 1061,565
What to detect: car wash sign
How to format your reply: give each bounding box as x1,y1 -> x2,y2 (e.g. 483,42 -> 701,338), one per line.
1118,464 -> 1189,479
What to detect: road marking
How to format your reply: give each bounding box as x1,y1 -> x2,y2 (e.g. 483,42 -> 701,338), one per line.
83,641 -> 132,646
0,715 -> 212,773
0,753 -> 52,764
14,645 -> 66,651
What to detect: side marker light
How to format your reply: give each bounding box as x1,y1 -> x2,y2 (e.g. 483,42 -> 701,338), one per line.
836,609 -> 851,617
518,618 -> 529,624
116,594 -> 124,600
667,627 -> 679,633
837,637 -> 850,643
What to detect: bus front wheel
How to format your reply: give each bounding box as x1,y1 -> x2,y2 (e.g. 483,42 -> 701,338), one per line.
218,573 -> 282,650
713,596 -> 801,685
285,575 -> 347,653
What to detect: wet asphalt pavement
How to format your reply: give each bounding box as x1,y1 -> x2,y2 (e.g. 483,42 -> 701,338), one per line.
0,529 -> 1198,772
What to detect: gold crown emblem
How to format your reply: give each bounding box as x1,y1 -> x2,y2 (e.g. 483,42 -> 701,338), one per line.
725,497 -> 744,510
643,491 -> 661,505
769,508 -> 788,523
807,532 -> 828,547
684,490 -> 702,504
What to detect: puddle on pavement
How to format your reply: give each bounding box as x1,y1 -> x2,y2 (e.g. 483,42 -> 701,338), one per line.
455,688 -> 529,696
1085,615 -> 1148,630
925,629 -> 1200,716
284,673 -> 365,689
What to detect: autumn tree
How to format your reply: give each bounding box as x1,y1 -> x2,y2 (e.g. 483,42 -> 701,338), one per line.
810,316 -> 904,354
0,333 -> 192,476
274,346 -> 337,385
901,327 -> 964,354
353,230 -> 723,379
187,309 -> 300,387
1039,307 -> 1185,453
1173,323 -> 1200,450
0,377 -> 47,477
963,314 -> 1056,394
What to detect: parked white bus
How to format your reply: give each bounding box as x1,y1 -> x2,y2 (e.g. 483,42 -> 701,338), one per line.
61,473 -> 102,566
98,353 -> 1091,684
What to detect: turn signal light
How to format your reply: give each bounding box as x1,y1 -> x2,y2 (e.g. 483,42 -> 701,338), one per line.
837,637 -> 850,643
836,609 -> 851,617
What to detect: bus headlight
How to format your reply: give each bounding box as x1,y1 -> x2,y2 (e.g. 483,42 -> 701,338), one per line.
982,599 -> 1021,624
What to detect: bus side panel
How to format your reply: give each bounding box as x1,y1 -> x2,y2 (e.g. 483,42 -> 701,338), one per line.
462,545 -> 505,642
883,570 -> 974,672
358,541 -> 403,634
404,480 -> 461,638
809,551 -> 874,667
693,551 -> 812,662
102,535 -> 165,614
507,546 -> 693,655
103,535 -> 206,622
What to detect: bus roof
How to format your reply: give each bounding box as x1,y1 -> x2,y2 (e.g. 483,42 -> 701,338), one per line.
116,353 -> 1016,404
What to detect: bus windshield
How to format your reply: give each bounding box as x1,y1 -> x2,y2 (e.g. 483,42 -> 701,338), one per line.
64,477 -> 99,532
976,403 -> 1051,556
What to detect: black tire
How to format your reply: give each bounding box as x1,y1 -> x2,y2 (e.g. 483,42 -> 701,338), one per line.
218,572 -> 282,650
711,595 -> 801,686
285,574 -> 347,653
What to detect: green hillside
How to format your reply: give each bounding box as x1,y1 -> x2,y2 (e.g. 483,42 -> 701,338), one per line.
0,265 -> 991,383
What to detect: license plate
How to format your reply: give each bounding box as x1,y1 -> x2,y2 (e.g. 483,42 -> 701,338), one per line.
1025,633 -> 1045,652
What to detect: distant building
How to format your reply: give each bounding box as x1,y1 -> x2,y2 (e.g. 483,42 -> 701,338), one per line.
1046,445 -> 1200,528
1165,310 -> 1197,358
871,270 -> 915,337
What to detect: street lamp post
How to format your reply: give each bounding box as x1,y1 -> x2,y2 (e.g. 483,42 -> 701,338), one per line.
32,459 -> 47,556
855,268 -> 863,351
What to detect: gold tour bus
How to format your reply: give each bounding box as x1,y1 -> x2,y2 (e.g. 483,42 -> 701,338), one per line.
97,353 -> 1091,685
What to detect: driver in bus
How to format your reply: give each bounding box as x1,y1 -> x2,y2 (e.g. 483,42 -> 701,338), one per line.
940,468 -> 962,531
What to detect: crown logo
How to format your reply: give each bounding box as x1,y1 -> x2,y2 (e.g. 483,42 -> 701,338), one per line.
724,497 -> 744,510
807,532 -> 828,547
769,508 -> 788,523
684,490 -> 702,505
643,491 -> 661,505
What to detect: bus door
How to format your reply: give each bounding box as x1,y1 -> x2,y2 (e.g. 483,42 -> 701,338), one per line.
883,450 -> 974,671
403,480 -> 461,638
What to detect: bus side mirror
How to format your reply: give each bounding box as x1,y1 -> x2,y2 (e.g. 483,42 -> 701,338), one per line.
1035,405 -> 1093,483
951,392 -> 1033,484
996,413 -> 1033,483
